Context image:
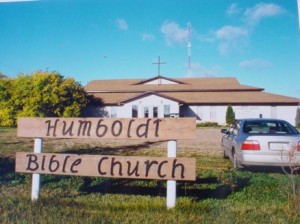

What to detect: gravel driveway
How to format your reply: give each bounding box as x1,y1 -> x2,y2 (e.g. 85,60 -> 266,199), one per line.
45,128 -> 224,157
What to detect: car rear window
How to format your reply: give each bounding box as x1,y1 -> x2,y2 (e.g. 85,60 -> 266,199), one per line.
243,120 -> 299,135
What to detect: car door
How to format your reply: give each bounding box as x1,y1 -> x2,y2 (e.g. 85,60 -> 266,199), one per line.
224,120 -> 240,159
222,124 -> 235,157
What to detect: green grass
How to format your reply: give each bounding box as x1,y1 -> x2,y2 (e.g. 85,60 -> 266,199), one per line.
1,128 -> 300,223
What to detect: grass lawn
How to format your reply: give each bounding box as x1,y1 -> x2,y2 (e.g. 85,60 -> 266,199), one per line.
1,127 -> 300,223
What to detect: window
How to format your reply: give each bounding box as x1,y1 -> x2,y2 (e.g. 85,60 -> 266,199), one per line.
164,105 -> 170,117
132,105 -> 138,118
153,107 -> 158,118
243,120 -> 298,135
231,120 -> 240,136
144,107 -> 149,118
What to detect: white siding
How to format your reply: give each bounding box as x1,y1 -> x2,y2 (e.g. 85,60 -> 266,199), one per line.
182,105 -> 299,125
93,102 -> 299,126
234,106 -> 260,119
276,106 -> 299,125
271,106 -> 277,118
234,105 -> 299,125
210,106 -> 217,121
116,94 -> 179,118
144,78 -> 178,85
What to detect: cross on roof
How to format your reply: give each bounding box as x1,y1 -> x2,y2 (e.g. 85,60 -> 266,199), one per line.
152,56 -> 166,76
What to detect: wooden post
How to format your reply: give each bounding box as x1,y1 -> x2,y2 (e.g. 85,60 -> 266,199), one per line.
32,138 -> 43,201
167,140 -> 176,209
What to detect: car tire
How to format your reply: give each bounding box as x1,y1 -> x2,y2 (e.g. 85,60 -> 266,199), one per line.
232,150 -> 243,170
223,149 -> 229,159
221,142 -> 229,159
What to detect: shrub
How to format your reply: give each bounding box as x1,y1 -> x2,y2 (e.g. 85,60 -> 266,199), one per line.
0,70 -> 88,127
226,105 -> 235,125
296,108 -> 300,127
197,122 -> 220,128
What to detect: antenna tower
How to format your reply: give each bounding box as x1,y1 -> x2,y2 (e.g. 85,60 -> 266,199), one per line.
187,22 -> 192,78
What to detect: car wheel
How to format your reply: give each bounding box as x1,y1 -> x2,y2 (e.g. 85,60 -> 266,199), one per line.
232,150 -> 243,170
221,143 -> 229,159
223,149 -> 229,159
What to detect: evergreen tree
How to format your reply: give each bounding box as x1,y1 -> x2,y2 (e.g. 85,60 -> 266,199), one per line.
296,107 -> 300,127
226,105 -> 235,125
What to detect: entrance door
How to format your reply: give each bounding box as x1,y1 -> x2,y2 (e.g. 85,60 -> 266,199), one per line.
143,106 -> 159,118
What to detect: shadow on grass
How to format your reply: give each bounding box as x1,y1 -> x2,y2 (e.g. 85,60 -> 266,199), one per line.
0,157 -> 27,185
0,157 -> 15,176
60,144 -> 250,200
1,140 -> 34,145
75,176 -> 252,201
62,141 -> 166,155
37,174 -> 239,201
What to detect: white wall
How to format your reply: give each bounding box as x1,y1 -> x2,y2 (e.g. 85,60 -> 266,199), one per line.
103,95 -> 179,118
145,78 -> 178,85
234,105 -> 299,125
94,102 -> 299,126
184,105 -> 299,125
275,106 -> 299,125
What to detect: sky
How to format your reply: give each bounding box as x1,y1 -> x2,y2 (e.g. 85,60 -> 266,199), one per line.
0,0 -> 300,98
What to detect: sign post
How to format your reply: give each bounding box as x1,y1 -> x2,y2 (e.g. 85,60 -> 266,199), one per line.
167,140 -> 177,209
32,138 -> 43,201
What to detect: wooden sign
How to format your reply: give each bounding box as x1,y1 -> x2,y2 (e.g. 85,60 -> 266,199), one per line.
17,118 -> 196,140
15,152 -> 196,181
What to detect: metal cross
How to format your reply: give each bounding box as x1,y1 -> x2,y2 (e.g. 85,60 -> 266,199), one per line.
152,56 -> 166,76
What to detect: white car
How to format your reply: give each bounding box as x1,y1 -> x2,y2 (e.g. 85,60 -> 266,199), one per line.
221,118 -> 300,169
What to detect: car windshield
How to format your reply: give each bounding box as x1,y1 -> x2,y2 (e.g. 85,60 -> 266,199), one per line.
243,120 -> 299,135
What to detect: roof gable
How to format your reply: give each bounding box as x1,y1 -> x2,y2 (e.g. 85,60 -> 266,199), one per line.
119,91 -> 184,104
132,75 -> 187,85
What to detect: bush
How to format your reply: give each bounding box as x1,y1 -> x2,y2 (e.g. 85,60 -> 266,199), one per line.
0,70 -> 88,127
296,108 -> 300,127
226,105 -> 235,125
197,122 -> 220,128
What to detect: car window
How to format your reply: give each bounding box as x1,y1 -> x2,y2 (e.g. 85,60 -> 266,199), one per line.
243,120 -> 299,135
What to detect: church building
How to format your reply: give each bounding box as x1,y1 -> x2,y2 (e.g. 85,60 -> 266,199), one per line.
84,75 -> 299,125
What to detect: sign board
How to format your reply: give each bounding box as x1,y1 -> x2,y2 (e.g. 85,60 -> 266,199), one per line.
16,117 -> 197,207
16,152 -> 196,181
17,118 -> 196,140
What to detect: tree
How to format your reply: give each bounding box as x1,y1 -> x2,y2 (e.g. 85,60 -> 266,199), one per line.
0,70 -> 88,127
296,107 -> 300,127
0,72 -> 7,80
226,105 -> 235,125
0,78 -> 14,126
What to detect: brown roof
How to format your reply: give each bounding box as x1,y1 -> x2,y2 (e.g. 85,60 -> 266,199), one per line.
85,76 -> 299,105
85,77 -> 263,93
